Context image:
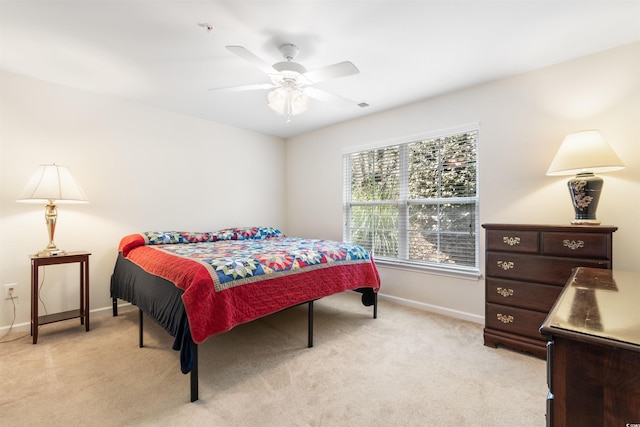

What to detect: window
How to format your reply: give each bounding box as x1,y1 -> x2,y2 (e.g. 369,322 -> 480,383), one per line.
343,126 -> 479,276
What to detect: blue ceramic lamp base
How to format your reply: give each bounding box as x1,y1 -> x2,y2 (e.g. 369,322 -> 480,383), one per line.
568,172 -> 603,225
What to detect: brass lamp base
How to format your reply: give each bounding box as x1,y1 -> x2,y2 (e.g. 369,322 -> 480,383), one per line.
35,248 -> 65,257
34,201 -> 65,257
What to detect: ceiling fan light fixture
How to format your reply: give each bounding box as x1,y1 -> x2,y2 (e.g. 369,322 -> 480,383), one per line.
267,86 -> 309,118
215,43 -> 361,120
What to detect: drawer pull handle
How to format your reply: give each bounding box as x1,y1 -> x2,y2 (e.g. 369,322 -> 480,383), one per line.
496,313 -> 514,324
563,239 -> 584,250
503,236 -> 521,246
497,287 -> 514,297
497,260 -> 515,270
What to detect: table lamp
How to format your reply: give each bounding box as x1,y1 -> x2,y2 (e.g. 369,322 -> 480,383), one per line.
547,130 -> 624,225
17,164 -> 89,256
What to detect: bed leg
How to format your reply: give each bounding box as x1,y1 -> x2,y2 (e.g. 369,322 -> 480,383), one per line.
308,300 -> 314,348
373,292 -> 378,319
190,341 -> 199,402
112,297 -> 118,316
139,309 -> 144,348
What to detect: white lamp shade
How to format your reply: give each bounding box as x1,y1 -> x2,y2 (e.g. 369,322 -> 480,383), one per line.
268,86 -> 309,116
17,164 -> 89,204
546,130 -> 625,176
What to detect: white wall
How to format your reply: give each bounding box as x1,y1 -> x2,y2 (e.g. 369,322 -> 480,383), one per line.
0,72 -> 286,330
285,42 -> 640,322
2,43 -> 638,332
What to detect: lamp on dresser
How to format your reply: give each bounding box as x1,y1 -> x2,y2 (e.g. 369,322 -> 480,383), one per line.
17,164 -> 89,257
546,130 -> 625,225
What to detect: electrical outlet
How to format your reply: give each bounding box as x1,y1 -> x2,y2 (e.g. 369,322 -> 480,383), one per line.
3,283 -> 18,300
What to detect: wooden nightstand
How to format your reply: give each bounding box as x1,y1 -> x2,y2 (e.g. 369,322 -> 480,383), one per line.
30,251 -> 91,344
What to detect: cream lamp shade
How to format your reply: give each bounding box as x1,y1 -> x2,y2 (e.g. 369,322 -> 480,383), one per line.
547,130 -> 625,176
17,164 -> 89,256
547,130 -> 624,225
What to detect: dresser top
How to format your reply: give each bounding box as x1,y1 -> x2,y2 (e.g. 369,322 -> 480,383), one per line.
541,267 -> 640,351
482,223 -> 618,233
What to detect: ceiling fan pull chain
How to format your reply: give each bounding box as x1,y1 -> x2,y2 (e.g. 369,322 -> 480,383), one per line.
284,88 -> 293,122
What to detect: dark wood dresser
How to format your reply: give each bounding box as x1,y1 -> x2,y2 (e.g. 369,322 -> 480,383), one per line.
482,224 -> 617,358
540,267 -> 640,426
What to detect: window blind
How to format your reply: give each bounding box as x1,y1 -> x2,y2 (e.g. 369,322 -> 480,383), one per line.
343,129 -> 479,273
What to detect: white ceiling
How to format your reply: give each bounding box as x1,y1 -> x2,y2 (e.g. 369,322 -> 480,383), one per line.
2,1 -> 639,139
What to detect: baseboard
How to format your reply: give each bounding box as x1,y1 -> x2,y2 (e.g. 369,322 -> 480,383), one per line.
2,297 -> 483,335
0,303 -> 133,335
378,293 -> 484,325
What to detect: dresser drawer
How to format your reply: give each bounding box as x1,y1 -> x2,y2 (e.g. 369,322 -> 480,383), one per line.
486,252 -> 611,286
486,303 -> 548,341
486,230 -> 538,253
486,278 -> 562,312
541,232 -> 611,259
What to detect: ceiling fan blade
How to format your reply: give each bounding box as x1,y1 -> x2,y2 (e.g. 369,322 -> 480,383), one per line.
209,83 -> 276,93
226,46 -> 278,75
303,61 -> 359,84
304,87 -> 362,109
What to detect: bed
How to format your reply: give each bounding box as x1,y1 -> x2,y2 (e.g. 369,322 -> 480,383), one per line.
110,226 -> 380,402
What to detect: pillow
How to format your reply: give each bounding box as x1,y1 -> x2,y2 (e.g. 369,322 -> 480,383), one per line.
142,231 -> 187,245
210,226 -> 285,241
138,227 -> 285,246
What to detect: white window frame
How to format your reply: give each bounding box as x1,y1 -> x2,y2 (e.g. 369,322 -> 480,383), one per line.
343,123 -> 481,279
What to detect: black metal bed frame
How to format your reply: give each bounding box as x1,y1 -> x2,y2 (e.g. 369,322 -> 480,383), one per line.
121,292 -> 377,402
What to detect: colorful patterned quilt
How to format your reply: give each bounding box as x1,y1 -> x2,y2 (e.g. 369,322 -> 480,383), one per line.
118,227 -> 380,344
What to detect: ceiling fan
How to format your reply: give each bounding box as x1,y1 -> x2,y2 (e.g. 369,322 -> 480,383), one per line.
209,44 -> 365,121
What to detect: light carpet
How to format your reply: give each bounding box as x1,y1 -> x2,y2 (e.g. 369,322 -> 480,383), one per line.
0,292 -> 546,426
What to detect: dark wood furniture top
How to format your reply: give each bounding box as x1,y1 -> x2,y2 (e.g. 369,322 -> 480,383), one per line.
482,223 -> 616,358
30,251 -> 91,344
540,267 -> 640,426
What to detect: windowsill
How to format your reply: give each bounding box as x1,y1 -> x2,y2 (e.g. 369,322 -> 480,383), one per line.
374,258 -> 482,281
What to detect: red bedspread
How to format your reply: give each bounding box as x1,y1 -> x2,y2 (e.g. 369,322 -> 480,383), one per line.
118,231 -> 380,344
